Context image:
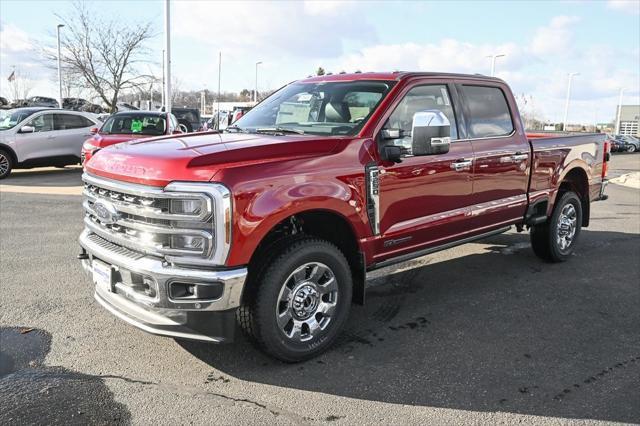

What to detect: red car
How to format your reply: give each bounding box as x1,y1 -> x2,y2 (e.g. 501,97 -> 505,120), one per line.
79,72 -> 609,362
81,111 -> 181,164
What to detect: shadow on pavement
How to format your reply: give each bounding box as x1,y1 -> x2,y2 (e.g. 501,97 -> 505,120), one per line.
0,327 -> 131,425
2,167 -> 83,187
179,230 -> 640,423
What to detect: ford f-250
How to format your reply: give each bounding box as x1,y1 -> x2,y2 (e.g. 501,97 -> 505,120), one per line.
78,72 -> 609,362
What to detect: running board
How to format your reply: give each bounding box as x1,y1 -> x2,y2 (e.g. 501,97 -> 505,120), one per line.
368,226 -> 511,271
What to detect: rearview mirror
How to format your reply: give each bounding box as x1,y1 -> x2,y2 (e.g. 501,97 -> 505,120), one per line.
19,125 -> 35,134
411,110 -> 451,155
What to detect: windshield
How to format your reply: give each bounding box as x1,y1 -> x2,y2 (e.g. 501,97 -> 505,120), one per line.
100,114 -> 167,136
231,80 -> 394,136
0,109 -> 38,131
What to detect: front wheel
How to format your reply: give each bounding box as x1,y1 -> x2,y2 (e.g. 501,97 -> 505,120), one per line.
531,191 -> 582,262
238,237 -> 352,362
627,145 -> 637,153
0,149 -> 13,179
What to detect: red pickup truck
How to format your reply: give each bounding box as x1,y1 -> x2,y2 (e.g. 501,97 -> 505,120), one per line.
79,72 -> 609,362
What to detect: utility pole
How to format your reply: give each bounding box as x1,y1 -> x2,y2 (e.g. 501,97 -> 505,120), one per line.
56,24 -> 65,108
254,61 -> 262,103
217,51 -> 221,129
161,49 -> 165,109
562,72 -> 579,131
163,0 -> 172,112
615,88 -> 625,135
486,54 -> 505,77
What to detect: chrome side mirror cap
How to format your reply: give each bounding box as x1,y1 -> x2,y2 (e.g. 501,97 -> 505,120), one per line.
411,110 -> 451,155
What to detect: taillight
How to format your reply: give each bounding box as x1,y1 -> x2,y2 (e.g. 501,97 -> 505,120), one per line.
602,141 -> 610,178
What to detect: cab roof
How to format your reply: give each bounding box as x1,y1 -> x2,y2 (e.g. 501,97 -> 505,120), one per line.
298,71 -> 502,83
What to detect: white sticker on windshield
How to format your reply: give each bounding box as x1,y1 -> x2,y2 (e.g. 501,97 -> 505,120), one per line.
441,87 -> 451,106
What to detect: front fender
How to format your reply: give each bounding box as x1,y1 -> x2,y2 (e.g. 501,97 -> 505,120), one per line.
226,178 -> 370,266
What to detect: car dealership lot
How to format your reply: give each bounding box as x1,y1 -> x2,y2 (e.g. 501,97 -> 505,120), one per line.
1,156 -> 638,425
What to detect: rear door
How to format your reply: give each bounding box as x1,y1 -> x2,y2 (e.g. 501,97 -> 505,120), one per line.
457,83 -> 530,228
53,113 -> 96,157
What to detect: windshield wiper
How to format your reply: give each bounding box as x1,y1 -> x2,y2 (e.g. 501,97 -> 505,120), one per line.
254,127 -> 305,135
225,125 -> 245,133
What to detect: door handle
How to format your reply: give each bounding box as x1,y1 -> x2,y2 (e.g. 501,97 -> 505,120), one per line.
499,153 -> 529,163
450,159 -> 472,171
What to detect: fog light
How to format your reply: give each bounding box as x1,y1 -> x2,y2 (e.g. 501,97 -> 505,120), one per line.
170,199 -> 202,215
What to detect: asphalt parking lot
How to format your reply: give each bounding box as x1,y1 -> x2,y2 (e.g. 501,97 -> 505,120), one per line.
1,155 -> 639,425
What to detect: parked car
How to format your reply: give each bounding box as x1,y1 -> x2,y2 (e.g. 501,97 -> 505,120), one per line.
25,96 -> 59,108
78,72 -> 609,362
0,97 -> 10,110
81,111 -> 181,164
63,97 -> 104,114
0,108 -> 98,178
172,107 -> 201,132
613,134 -> 639,153
230,106 -> 252,124
115,102 -> 139,112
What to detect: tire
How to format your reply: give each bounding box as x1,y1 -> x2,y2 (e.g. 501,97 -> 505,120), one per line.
0,149 -> 13,179
627,145 -> 636,153
238,237 -> 353,362
177,119 -> 192,133
530,191 -> 582,262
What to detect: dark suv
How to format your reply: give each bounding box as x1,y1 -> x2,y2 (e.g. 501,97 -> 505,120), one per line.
171,108 -> 201,133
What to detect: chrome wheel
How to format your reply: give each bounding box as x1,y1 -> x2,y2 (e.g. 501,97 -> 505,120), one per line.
276,262 -> 338,342
627,145 -> 636,153
0,152 -> 9,176
557,203 -> 577,250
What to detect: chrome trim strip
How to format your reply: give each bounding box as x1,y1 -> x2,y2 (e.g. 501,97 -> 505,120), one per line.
367,166 -> 380,235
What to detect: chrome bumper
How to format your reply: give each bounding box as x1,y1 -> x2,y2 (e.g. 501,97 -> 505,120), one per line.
79,229 -> 247,342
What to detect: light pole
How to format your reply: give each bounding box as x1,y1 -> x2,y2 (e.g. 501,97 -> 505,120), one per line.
163,0 -> 172,112
56,24 -> 65,109
615,88 -> 625,135
562,72 -> 579,131
486,54 -> 505,77
254,61 -> 262,103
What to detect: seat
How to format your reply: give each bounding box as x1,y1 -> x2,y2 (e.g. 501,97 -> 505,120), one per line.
324,100 -> 351,123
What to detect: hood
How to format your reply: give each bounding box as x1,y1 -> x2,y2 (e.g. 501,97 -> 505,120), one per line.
85,132 -> 342,186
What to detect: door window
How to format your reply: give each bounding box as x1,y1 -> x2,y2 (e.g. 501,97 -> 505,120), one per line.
26,113 -> 54,132
384,84 -> 458,148
461,85 -> 513,138
54,114 -> 94,130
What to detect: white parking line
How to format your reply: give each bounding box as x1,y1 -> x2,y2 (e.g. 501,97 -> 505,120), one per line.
0,185 -> 83,195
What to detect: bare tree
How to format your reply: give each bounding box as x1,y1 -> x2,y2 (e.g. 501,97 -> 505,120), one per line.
49,2 -> 155,111
8,71 -> 35,102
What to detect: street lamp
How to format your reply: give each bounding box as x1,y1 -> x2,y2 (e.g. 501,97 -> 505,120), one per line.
486,54 -> 506,77
56,24 -> 65,109
615,88 -> 625,135
254,61 -> 262,103
562,72 -> 580,131
163,0 -> 172,112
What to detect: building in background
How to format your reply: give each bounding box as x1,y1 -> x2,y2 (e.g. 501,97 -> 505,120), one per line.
616,105 -> 640,136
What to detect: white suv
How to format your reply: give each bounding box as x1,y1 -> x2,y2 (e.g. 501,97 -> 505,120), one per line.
0,108 -> 99,179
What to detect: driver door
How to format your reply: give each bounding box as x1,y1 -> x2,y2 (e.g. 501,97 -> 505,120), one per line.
374,83 -> 476,262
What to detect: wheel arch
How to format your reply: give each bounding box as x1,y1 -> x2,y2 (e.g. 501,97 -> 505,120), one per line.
246,208 -> 366,305
0,143 -> 18,164
555,166 -> 590,227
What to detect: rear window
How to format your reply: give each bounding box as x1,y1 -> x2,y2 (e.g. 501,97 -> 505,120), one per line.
462,85 -> 513,138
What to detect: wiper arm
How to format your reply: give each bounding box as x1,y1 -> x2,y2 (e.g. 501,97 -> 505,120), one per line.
255,127 -> 305,135
225,125 -> 245,133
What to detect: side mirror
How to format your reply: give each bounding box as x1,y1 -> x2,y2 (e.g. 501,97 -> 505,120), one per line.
89,127 -> 99,134
411,110 -> 451,155
19,125 -> 35,134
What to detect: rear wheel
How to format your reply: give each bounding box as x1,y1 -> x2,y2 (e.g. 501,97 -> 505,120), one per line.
627,145 -> 636,153
238,237 -> 352,362
531,191 -> 582,262
0,149 -> 13,179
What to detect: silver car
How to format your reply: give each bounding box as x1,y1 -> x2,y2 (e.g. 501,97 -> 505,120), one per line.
0,108 -> 98,179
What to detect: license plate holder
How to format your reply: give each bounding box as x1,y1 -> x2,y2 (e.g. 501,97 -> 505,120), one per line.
92,259 -> 113,292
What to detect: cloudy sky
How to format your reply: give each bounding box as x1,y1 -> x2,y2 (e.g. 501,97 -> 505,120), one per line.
1,0 -> 639,124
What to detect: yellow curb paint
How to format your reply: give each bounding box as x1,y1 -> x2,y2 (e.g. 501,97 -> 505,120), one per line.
0,185 -> 83,195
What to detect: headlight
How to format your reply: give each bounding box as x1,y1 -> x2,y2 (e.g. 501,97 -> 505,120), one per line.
171,235 -> 205,251
169,199 -> 203,215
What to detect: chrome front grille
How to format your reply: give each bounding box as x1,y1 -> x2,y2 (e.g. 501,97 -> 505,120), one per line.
81,173 -> 232,266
